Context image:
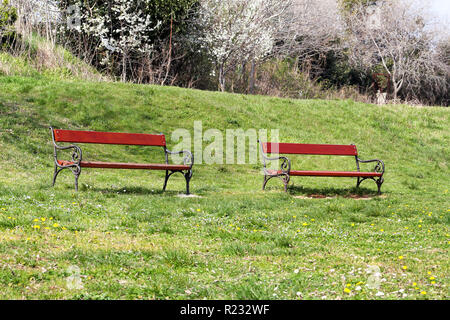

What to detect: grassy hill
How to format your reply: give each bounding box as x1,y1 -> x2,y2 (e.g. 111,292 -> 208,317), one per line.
0,74 -> 448,299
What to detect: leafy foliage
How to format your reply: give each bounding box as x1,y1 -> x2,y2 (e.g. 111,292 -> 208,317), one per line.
0,0 -> 17,41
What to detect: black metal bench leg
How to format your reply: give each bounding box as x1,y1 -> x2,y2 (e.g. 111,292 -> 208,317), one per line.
262,175 -> 269,191
282,175 -> 290,192
184,170 -> 192,195
163,170 -> 169,192
52,166 -> 63,187
376,178 -> 384,195
72,167 -> 81,192
356,177 -> 361,189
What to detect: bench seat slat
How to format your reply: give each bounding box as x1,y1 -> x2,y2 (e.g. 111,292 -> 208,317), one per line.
267,170 -> 382,177
53,129 -> 166,146
58,160 -> 189,171
263,142 -> 358,156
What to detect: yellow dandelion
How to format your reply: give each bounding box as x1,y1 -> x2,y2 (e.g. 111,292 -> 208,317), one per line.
431,281 -> 436,284
427,271 -> 432,275
398,256 -> 404,260
302,222 -> 308,226
33,218 -> 39,222
62,227 -> 67,230
402,266 -> 408,270
32,225 -> 40,229
41,218 -> 46,222
196,208 -> 201,212
420,291 -> 426,295
311,219 -> 315,222
53,223 -> 59,228
293,215 -> 296,218
429,276 -> 435,280
351,223 -> 355,227
412,282 -> 417,286
344,288 -> 351,294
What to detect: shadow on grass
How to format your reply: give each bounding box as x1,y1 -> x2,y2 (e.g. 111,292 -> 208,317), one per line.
83,185 -> 177,196
285,185 -> 382,199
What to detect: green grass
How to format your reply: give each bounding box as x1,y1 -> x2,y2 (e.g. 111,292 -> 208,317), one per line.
0,75 -> 449,300
0,36 -> 105,81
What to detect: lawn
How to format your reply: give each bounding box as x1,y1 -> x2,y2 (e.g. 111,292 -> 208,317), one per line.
0,75 -> 448,299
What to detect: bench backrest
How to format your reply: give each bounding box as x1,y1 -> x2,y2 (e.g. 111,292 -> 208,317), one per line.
262,142 -> 358,156
52,129 -> 166,147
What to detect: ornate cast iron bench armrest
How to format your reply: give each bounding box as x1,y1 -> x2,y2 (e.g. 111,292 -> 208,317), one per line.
355,158 -> 385,194
163,149 -> 194,194
259,140 -> 291,192
165,149 -> 194,170
262,154 -> 291,175
260,154 -> 291,192
356,158 -> 385,175
50,127 -> 83,190
50,127 -> 82,168
259,140 -> 291,175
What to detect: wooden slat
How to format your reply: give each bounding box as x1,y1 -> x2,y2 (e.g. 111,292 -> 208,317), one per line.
53,129 -> 166,147
267,170 -> 381,177
58,160 -> 189,171
263,142 -> 358,156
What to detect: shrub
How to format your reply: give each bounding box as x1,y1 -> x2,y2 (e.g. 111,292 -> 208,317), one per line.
0,0 -> 17,50
0,0 -> 17,32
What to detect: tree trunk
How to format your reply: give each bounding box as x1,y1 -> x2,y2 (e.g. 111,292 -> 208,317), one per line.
249,58 -> 256,94
218,63 -> 226,92
122,52 -> 127,82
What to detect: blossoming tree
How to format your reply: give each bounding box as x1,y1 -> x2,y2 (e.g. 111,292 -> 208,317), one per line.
60,0 -> 161,82
195,0 -> 291,92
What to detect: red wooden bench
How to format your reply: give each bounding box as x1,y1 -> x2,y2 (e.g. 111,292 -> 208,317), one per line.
259,141 -> 385,194
50,127 -> 194,194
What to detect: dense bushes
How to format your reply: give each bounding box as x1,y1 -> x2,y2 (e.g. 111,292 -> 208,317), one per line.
0,0 -> 17,49
1,0 -> 449,106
